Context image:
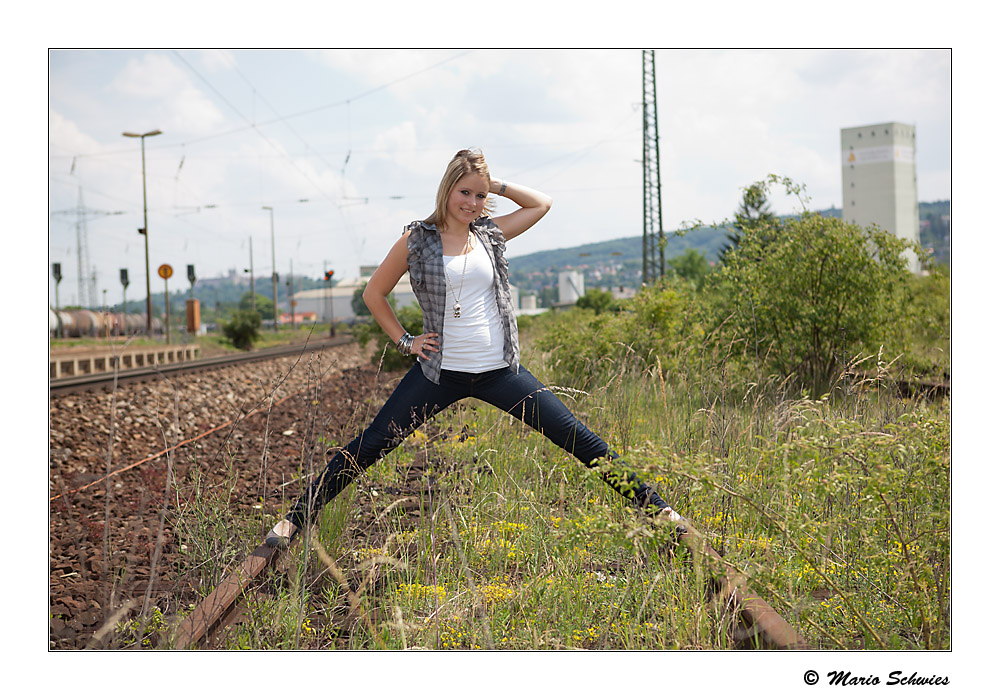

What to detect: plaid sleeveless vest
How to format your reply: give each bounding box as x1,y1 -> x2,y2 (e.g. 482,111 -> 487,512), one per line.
404,216 -> 520,384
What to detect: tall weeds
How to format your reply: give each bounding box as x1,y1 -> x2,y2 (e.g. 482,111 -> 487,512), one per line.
169,319 -> 948,650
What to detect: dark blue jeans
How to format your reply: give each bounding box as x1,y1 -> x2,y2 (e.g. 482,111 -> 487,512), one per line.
286,363 -> 667,528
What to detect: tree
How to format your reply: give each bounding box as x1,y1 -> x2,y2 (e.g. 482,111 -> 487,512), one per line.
222,309 -> 262,350
239,291 -> 275,320
719,180 -> 777,263
534,281 -> 696,388
351,286 -> 370,317
716,177 -> 919,394
668,248 -> 710,291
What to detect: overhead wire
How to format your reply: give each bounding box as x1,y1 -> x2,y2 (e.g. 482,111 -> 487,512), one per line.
51,50 -> 646,286
171,50 -> 343,212
50,51 -> 479,294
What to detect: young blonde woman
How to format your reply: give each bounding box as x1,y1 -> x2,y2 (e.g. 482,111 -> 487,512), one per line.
266,149 -> 684,547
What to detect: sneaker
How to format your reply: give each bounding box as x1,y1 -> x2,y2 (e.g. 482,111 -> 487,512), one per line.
655,507 -> 689,536
265,518 -> 299,549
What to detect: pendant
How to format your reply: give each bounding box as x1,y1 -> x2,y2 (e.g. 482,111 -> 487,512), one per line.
453,303 -> 461,318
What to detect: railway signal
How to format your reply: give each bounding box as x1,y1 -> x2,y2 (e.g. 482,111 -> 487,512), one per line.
120,269 -> 129,337
159,264 -> 173,344
324,269 -> 335,335
53,263 -> 63,338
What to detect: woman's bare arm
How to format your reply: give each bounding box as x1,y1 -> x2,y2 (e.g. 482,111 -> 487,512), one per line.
362,233 -> 439,360
489,179 -> 553,241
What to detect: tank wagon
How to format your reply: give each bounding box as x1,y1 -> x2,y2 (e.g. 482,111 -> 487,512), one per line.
50,309 -> 164,337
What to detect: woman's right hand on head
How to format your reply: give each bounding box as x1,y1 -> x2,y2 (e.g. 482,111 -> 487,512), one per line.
411,332 -> 439,360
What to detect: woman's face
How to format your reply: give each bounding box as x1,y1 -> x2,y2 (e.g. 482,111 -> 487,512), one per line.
445,172 -> 490,228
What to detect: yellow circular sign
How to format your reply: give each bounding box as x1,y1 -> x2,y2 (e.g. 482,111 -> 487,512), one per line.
158,264 -> 173,279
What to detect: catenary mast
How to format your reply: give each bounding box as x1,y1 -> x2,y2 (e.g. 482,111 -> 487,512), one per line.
642,49 -> 665,283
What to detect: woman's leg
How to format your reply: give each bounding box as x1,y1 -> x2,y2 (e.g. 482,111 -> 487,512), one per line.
284,363 -> 465,529
474,365 -> 670,513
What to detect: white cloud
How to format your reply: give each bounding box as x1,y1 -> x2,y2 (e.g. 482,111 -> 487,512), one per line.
110,53 -> 227,134
198,49 -> 238,72
49,108 -> 101,156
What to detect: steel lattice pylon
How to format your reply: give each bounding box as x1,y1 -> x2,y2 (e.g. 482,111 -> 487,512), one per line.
642,49 -> 665,283
50,186 -> 125,308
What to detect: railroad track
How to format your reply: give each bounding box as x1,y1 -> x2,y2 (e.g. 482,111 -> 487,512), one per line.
173,519 -> 809,650
50,332 -> 812,650
49,335 -> 354,396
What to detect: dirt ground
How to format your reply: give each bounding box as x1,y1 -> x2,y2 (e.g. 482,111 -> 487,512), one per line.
48,342 -> 408,649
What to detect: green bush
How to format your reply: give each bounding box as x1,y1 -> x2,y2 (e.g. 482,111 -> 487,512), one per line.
893,266 -> 950,379
222,309 -> 262,350
534,281 -> 699,387
712,176 -> 921,394
575,289 -> 618,314
667,248 -> 711,291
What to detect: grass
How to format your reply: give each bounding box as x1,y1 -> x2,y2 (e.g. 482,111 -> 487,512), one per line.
161,321 -> 949,651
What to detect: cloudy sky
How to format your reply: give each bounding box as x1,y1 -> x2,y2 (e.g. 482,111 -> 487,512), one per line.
48,48 -> 951,307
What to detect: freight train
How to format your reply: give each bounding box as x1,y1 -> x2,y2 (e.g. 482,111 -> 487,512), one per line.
49,309 -> 164,338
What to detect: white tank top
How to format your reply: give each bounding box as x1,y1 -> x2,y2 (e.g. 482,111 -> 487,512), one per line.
440,236 -> 508,373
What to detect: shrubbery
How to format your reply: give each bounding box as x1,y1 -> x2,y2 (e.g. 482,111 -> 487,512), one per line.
710,177 -> 922,393
529,176 -> 942,396
536,281 -> 700,387
222,309 -> 262,350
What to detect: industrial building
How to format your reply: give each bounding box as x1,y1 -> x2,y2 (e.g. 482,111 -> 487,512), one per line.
840,122 -> 920,272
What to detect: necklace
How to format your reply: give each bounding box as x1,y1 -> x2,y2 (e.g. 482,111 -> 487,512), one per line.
444,232 -> 473,318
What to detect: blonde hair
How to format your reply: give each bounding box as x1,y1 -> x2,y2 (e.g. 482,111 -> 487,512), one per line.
425,149 -> 494,227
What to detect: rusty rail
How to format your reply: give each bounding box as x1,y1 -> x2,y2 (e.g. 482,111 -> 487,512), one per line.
678,523 -> 809,650
173,541 -> 282,649
172,521 -> 809,650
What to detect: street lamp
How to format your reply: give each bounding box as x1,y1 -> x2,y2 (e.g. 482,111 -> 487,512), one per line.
262,206 -> 279,332
122,128 -> 162,335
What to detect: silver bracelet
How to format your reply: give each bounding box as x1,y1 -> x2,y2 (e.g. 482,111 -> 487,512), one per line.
395,332 -> 414,355
498,180 -> 507,196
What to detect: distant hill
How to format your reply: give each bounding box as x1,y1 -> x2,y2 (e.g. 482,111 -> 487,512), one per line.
507,224 -> 730,298
508,201 -> 949,300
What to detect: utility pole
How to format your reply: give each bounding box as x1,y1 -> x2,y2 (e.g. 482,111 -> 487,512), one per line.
247,237 -> 255,305
263,206 -> 279,332
243,238 -> 255,318
122,129 -> 163,334
287,259 -> 295,331
324,264 -> 335,335
49,189 -> 124,309
641,50 -> 665,283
